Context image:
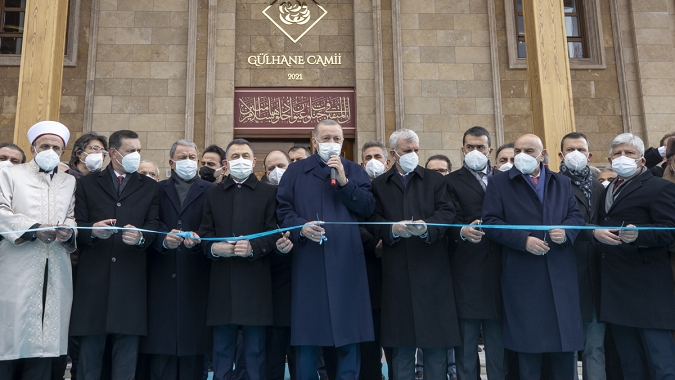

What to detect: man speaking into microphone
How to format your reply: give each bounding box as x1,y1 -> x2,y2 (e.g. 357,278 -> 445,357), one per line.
277,119 -> 375,380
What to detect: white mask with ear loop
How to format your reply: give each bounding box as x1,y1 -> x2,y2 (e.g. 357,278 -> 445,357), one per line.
268,167 -> 286,185
0,160 -> 13,170
82,152 -> 104,171
34,149 -> 61,172
498,162 -> 513,172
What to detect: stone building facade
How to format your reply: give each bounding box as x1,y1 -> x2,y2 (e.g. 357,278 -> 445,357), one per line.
1,0 -> 674,178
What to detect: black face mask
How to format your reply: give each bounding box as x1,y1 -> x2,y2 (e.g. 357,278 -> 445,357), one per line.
199,166 -> 216,183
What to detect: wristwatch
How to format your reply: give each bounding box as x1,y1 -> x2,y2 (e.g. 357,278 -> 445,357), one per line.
137,235 -> 145,246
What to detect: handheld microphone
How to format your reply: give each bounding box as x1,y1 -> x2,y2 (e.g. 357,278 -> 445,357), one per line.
329,151 -> 338,186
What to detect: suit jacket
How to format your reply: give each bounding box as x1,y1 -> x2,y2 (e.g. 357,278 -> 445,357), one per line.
447,167 -> 503,320
276,153 -> 375,347
199,175 -> 278,327
482,165 -> 585,353
71,165 -> 160,336
139,176 -> 215,356
598,170 -> 675,330
569,178 -> 604,322
369,166 -> 460,348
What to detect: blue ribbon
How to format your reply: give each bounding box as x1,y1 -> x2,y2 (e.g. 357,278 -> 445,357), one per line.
0,222 -> 664,243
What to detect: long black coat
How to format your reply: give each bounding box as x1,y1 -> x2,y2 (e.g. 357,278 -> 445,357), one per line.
570,178 -> 604,322
199,175 -> 278,327
71,165 -> 159,336
482,165 -> 585,353
139,176 -> 215,356
369,166 -> 460,348
360,226 -> 382,310
446,167 -> 502,320
598,170 -> 675,330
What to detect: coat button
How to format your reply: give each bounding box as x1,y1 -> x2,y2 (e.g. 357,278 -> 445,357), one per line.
177,220 -> 182,225
237,184 -> 241,188
177,247 -> 181,252
604,217 -> 609,221
111,257 -> 116,262
117,202 -> 121,207
602,253 -> 607,259
172,273 -> 176,278
352,196 -> 357,200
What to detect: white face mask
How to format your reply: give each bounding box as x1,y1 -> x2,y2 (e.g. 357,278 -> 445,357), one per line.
396,151 -> 418,174
601,180 -> 610,188
0,160 -> 13,170
229,158 -> 254,180
464,150 -> 489,171
514,151 -> 541,175
174,159 -> 198,180
268,167 -> 286,185
82,152 -> 104,172
115,149 -> 141,174
366,159 -> 386,179
34,149 -> 61,172
612,155 -> 640,177
563,150 -> 588,172
317,142 -> 342,161
498,162 -> 513,172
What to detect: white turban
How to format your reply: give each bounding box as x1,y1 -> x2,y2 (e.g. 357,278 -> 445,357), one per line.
27,121 -> 70,146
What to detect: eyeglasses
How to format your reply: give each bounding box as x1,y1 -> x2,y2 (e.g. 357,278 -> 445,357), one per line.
87,145 -> 108,156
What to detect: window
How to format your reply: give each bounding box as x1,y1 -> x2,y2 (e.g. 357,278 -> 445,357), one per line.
505,0 -> 605,69
0,0 -> 80,66
0,0 -> 25,55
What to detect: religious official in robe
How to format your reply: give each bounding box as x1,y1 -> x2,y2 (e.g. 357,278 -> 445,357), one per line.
482,134 -> 585,380
276,120 -> 375,380
0,121 -> 77,379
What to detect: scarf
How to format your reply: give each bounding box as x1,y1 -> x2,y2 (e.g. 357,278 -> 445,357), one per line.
463,161 -> 493,191
559,162 -> 592,207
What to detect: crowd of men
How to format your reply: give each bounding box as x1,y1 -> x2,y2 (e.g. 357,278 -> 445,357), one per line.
1,119 -> 675,380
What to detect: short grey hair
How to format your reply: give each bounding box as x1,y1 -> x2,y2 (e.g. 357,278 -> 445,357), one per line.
313,119 -> 341,136
389,129 -> 419,151
169,139 -> 199,159
609,133 -> 644,157
361,140 -> 387,160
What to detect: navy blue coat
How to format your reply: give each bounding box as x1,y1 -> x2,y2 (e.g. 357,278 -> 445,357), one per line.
482,165 -> 585,353
140,176 -> 215,356
276,154 -> 375,347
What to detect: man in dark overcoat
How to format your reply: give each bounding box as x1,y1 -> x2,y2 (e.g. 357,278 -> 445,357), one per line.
368,128 -> 459,380
71,130 -> 160,380
447,126 -> 505,380
556,132 -> 606,379
138,140 -> 215,379
198,139 -> 278,380
276,120 -> 375,380
482,133 -> 585,380
594,133 -> 675,379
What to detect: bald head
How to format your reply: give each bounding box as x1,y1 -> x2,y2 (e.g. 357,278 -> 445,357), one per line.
514,134 -> 546,175
515,134 -> 544,151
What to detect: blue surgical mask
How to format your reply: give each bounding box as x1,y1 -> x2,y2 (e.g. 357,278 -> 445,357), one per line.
396,151 -> 418,174
514,151 -> 541,175
174,159 -> 198,180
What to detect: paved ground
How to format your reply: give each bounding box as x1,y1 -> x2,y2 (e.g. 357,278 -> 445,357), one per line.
63,346 -> 584,379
